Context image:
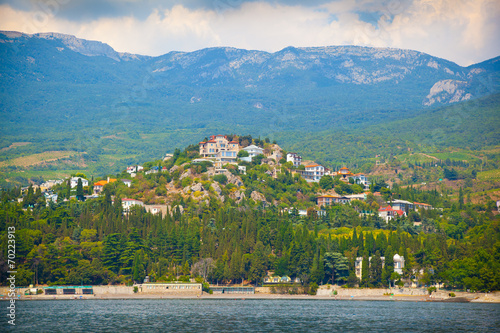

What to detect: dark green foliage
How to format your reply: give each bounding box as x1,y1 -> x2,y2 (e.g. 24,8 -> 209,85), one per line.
324,252 -> 349,284
76,178 -> 84,201
0,160 -> 498,290
319,176 -> 334,190
213,174 -> 228,185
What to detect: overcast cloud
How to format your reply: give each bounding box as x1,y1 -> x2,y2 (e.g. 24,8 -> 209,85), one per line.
0,0 -> 498,66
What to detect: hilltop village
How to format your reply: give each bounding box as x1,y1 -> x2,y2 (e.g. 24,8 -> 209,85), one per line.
3,134 -> 498,298
24,134 -> 434,225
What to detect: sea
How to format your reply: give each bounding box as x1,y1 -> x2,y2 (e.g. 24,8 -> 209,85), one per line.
2,299 -> 499,332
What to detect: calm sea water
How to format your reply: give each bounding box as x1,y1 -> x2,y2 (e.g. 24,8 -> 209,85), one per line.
2,299 -> 499,332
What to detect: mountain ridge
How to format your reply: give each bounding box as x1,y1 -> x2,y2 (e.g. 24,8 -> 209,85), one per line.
0,31 -> 499,178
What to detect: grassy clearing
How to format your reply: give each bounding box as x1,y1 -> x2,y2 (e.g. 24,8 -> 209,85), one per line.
0,151 -> 79,167
397,153 -> 436,164
477,169 -> 500,181
431,152 -> 477,161
3,169 -> 81,180
0,142 -> 32,152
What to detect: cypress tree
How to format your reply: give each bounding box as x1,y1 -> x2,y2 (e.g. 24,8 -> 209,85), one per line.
76,178 -> 84,201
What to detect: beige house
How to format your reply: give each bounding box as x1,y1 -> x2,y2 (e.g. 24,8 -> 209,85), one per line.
199,135 -> 239,165
199,135 -> 239,157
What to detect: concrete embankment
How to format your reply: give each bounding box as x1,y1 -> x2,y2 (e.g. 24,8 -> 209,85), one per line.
2,285 -> 499,303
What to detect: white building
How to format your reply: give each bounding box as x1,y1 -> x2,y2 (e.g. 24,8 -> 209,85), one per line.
352,173 -> 370,189
121,198 -> 144,212
126,165 -> 143,174
354,254 -> 405,281
301,164 -> 325,182
242,145 -> 264,158
70,177 -> 88,188
391,200 -> 414,213
122,179 -> 132,188
286,153 -> 302,167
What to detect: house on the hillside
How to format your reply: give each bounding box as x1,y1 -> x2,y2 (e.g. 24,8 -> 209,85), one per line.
286,153 -> 302,167
378,206 -> 405,222
199,135 -> 239,165
122,179 -> 132,187
70,177 -> 88,188
345,193 -> 367,201
238,165 -> 247,175
414,202 -> 432,210
144,205 -> 169,216
317,195 -> 350,206
242,145 -> 264,158
391,199 -> 414,213
352,173 -> 370,189
93,177 -> 117,194
122,198 -> 144,212
199,135 -> 239,158
145,166 -> 159,175
127,165 -> 143,174
336,167 -> 353,182
300,164 -> 325,182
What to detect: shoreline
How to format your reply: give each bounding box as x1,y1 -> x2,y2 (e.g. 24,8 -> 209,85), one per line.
13,292 -> 500,303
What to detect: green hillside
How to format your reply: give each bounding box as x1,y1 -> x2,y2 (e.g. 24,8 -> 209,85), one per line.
1,138 -> 498,292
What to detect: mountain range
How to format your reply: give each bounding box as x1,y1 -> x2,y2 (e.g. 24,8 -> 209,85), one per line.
0,31 -> 499,176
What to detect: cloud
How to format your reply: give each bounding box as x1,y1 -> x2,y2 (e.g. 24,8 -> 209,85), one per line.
0,0 -> 498,66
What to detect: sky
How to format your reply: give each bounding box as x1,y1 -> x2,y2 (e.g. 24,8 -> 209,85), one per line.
0,0 -> 499,66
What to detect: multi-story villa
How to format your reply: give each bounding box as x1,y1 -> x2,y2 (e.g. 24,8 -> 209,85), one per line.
352,173 -> 370,189
199,135 -> 240,163
301,164 -> 325,182
337,167 -> 353,181
286,153 -> 302,167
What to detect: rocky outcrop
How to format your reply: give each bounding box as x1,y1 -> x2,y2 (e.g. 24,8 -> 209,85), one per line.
423,79 -> 472,106
251,191 -> 266,203
180,169 -> 192,180
183,182 -> 208,199
230,190 -> 246,204
211,182 -> 222,196
224,171 -> 244,187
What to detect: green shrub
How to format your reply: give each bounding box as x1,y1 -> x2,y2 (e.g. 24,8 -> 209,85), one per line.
449,292 -> 456,297
213,174 -> 228,185
133,286 -> 138,293
308,282 -> 318,295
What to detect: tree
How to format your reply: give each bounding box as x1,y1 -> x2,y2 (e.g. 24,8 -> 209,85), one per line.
237,150 -> 249,158
213,174 -> 228,185
102,233 -> 123,273
249,241 -> 267,284
382,246 -> 394,287
458,187 -> 464,209
132,250 -> 146,283
252,154 -> 265,165
324,252 -> 349,284
76,178 -> 84,201
319,176 -> 334,190
192,258 -> 215,281
369,251 -> 383,286
361,251 -> 369,287
66,179 -> 71,199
